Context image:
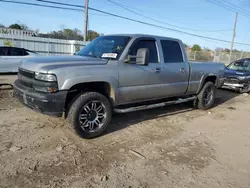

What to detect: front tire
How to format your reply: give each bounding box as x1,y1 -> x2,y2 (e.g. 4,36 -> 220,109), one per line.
196,81 -> 216,110
67,92 -> 112,139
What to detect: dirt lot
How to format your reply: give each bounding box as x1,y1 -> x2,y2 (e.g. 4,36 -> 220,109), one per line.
0,75 -> 250,188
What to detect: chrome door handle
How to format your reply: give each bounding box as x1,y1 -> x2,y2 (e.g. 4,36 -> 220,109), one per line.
155,68 -> 161,73
180,68 -> 185,73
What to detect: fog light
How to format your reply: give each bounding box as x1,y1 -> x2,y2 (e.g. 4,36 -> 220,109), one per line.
34,86 -> 58,93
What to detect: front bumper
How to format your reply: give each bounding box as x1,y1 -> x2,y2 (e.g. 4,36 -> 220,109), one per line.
13,80 -> 67,117
223,82 -> 244,88
222,78 -> 249,90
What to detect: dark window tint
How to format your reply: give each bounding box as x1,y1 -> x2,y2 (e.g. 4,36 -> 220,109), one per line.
129,40 -> 158,63
0,47 -> 8,56
23,50 -> 29,56
161,40 -> 183,63
9,48 -> 24,56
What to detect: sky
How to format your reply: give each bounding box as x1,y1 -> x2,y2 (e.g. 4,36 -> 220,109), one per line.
0,0 -> 250,51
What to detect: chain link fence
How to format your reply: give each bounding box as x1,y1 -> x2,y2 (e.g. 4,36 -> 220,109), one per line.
187,51 -> 250,64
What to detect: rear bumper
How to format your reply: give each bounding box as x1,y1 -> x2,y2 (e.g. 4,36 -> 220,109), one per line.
13,80 -> 67,117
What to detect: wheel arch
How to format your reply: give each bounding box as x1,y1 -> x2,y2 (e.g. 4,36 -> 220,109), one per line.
64,81 -> 117,111
197,74 -> 217,94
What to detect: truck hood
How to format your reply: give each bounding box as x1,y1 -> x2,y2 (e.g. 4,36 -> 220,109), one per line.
19,55 -> 108,73
224,68 -> 250,78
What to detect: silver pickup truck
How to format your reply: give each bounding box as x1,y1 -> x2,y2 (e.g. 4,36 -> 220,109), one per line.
14,34 -> 225,138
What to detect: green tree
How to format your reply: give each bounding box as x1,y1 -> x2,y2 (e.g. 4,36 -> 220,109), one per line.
38,28 -> 84,40
20,24 -> 29,30
0,23 -> 4,27
224,48 -> 230,53
4,40 -> 15,47
38,28 -> 100,41
9,23 -> 29,30
191,44 -> 202,52
87,30 -> 99,41
9,23 -> 22,30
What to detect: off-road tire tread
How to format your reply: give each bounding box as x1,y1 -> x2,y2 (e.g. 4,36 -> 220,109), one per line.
197,81 -> 216,110
67,92 -> 112,139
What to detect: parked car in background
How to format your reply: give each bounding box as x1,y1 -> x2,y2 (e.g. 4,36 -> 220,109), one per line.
223,58 -> 250,93
0,47 -> 38,73
14,34 -> 225,139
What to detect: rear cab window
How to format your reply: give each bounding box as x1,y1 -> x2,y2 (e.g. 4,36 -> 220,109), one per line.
160,40 -> 184,63
129,38 -> 159,63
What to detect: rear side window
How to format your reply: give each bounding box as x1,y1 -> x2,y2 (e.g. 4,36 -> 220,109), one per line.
9,48 -> 24,56
129,39 -> 159,63
161,40 -> 183,63
0,47 -> 8,56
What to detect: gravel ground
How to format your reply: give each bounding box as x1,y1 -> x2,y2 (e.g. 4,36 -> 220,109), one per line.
0,75 -> 250,188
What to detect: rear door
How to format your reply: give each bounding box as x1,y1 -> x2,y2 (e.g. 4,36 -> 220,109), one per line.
0,47 -> 26,73
160,40 -> 189,96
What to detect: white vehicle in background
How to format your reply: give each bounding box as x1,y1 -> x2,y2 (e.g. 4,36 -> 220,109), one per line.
0,47 -> 38,73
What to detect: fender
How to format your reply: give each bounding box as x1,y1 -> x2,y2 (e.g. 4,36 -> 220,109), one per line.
62,76 -> 119,105
196,73 -> 218,94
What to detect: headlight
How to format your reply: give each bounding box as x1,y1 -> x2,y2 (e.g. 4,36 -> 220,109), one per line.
35,72 -> 57,82
238,76 -> 250,80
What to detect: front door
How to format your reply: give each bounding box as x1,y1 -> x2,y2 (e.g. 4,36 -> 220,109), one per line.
118,38 -> 164,104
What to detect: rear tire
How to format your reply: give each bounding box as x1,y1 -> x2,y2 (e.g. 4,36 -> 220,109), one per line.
67,92 -> 112,139
195,82 -> 216,110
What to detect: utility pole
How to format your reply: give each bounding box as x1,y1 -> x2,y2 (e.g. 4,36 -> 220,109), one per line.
229,12 -> 238,63
84,0 -> 89,42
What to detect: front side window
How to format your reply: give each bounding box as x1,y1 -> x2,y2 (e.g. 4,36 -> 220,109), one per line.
227,60 -> 250,71
0,47 -> 8,56
9,48 -> 24,56
129,39 -> 159,63
77,36 -> 131,60
161,40 -> 183,63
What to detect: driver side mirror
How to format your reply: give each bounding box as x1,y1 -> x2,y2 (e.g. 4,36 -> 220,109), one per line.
125,48 -> 149,66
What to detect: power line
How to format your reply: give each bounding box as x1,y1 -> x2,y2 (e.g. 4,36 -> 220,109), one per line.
221,0 -> 250,15
35,0 -> 250,46
1,0 -> 250,46
0,0 -> 112,16
207,0 -> 250,18
0,0 -> 83,12
106,0 -> 233,32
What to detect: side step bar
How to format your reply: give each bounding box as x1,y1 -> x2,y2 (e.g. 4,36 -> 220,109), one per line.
114,96 -> 197,113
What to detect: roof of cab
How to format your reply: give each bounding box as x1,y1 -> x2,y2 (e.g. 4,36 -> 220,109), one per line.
104,33 -> 182,42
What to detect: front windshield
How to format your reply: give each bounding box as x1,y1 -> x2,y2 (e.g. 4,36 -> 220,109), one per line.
227,60 -> 250,72
77,36 -> 131,60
